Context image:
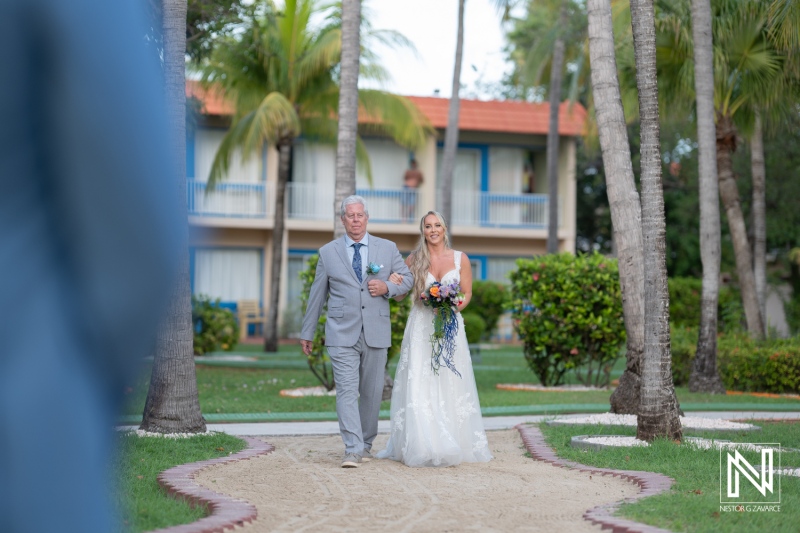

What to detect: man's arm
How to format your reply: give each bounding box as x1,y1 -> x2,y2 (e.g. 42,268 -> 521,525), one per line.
300,253 -> 328,343
384,245 -> 413,298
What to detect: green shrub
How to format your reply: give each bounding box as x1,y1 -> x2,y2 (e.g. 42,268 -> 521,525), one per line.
669,326 -> 697,387
462,312 -> 487,345
508,252 -> 626,387
191,295 -> 239,355
470,280 -> 509,338
719,335 -> 800,393
299,255 -> 412,391
670,327 -> 800,393
668,277 -> 743,332
784,296 -> 800,336
388,295 -> 411,361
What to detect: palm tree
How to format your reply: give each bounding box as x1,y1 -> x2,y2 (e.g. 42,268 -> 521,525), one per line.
200,0 -> 430,351
502,0 -> 588,252
333,0 -> 361,239
141,0 -> 206,433
545,2 -> 568,253
629,0 -> 681,442
750,111 -> 767,330
655,0 -> 788,340
438,0 -> 466,229
688,0 -> 725,393
586,0 -> 646,415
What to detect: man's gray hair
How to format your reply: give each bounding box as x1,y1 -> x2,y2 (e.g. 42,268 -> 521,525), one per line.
340,195 -> 369,217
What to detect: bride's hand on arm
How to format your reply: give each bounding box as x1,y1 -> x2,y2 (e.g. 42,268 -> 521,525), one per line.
388,271 -> 408,301
457,252 -> 473,312
391,254 -> 414,301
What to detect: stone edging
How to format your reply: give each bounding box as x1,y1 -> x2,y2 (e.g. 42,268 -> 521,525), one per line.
516,424 -> 675,533
152,436 -> 274,533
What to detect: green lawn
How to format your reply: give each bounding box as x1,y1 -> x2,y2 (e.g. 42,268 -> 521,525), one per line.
539,420 -> 800,532
121,344 -> 799,421
114,432 -> 247,533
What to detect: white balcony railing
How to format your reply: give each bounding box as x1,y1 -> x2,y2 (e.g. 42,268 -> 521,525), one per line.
187,179 -> 270,218
452,191 -> 559,228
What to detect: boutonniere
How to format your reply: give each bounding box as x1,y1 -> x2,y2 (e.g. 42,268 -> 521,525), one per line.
366,262 -> 383,275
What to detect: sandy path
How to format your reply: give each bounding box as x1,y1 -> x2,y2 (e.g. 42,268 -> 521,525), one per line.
195,429 -> 638,532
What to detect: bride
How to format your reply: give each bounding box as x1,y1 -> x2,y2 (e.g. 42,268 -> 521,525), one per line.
378,211 -> 493,467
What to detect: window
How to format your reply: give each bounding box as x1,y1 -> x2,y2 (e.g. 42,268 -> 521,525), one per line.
486,257 -> 517,285
193,248 -> 262,302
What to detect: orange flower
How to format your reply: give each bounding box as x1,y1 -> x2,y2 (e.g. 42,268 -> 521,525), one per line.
429,286 -> 440,297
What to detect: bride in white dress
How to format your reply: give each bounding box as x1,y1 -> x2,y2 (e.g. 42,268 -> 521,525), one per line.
378,211 -> 493,467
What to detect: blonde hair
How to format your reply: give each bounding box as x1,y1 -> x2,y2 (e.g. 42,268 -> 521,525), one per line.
408,211 -> 451,302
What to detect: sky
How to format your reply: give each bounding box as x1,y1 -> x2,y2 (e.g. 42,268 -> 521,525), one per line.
359,0 -> 517,99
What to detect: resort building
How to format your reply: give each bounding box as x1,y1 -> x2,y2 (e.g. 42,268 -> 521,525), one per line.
185,81 -> 586,338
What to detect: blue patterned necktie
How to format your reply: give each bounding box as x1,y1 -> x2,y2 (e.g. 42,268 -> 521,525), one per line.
352,243 -> 363,283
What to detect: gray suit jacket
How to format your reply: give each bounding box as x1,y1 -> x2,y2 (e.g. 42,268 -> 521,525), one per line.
301,233 -> 413,348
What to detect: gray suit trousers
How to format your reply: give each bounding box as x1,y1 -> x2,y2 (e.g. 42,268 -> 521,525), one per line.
327,329 -> 387,454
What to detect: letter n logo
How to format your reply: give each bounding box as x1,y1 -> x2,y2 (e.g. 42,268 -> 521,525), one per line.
720,445 -> 780,504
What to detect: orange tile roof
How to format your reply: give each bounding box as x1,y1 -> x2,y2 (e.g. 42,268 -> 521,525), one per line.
406,96 -> 587,137
186,80 -> 586,137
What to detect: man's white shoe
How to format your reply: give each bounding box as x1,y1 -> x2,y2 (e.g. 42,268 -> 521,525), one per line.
342,453 -> 362,468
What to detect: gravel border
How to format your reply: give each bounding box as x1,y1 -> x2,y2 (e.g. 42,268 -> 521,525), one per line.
516,424 -> 674,533
546,413 -> 761,431
153,436 -> 274,533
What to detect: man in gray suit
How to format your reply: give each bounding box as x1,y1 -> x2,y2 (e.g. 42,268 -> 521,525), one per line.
301,195 -> 413,468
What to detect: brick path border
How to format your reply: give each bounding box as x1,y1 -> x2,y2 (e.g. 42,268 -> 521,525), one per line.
152,436 -> 274,533
516,424 -> 675,533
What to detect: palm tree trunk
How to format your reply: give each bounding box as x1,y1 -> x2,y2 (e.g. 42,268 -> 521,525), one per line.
717,114 -> 764,339
586,0 -> 645,415
141,0 -> 205,433
333,0 -> 361,239
689,0 -> 725,394
264,139 -> 292,352
751,110 -> 767,325
438,0 -> 466,228
629,0 -> 681,442
546,3 -> 568,253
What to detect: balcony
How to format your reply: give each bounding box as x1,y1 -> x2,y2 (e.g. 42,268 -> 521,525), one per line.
187,179 -> 270,218
452,191 -> 557,228
287,183 -> 422,223
188,179 -> 557,230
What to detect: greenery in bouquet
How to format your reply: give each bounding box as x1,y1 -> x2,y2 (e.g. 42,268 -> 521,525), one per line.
420,281 -> 464,376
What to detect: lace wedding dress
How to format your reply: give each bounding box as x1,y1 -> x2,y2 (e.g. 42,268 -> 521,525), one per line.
377,251 -> 493,467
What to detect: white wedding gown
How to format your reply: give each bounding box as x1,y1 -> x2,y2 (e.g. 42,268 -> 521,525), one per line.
377,251 -> 493,467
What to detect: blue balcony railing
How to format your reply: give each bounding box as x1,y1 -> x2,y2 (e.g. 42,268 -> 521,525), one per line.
189,180 -> 557,229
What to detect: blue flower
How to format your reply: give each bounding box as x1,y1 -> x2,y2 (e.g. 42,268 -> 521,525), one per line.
366,262 -> 383,275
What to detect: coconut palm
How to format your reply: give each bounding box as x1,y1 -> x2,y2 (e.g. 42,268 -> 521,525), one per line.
438,0 -> 466,229
688,0 -> 725,393
200,0 -> 430,351
141,0 -> 206,433
502,0 -> 588,251
655,0 -> 790,340
333,0 -> 361,239
585,0 -> 647,416
629,0 -> 682,442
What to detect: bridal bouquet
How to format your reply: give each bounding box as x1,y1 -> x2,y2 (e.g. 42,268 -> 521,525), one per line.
420,281 -> 464,377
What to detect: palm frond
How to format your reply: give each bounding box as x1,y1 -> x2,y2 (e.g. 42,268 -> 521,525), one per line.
357,90 -> 433,150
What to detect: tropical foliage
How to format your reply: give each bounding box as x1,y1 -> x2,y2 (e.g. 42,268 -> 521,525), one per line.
197,0 -> 430,351
509,252 -> 626,387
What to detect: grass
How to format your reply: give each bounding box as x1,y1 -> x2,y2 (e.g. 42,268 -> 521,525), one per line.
539,420 -> 800,532
114,431 -> 247,533
121,344 -> 799,421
